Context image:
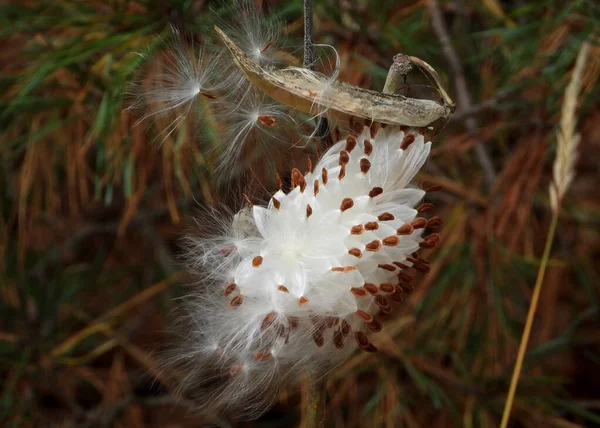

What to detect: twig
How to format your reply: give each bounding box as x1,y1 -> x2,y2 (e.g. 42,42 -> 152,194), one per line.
427,0 -> 496,189
303,374 -> 327,428
302,0 -> 331,144
449,88 -> 516,122
303,0 -> 315,69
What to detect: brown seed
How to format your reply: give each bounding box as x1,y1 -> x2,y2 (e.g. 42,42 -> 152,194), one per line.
333,330 -> 345,348
321,168 -> 328,185
242,193 -> 253,207
390,291 -> 404,303
383,236 -> 400,246
306,156 -> 313,175
350,287 -> 368,297
378,264 -> 396,272
224,283 -> 237,296
277,285 -> 289,292
368,319 -> 382,333
313,179 -> 319,196
413,262 -> 431,273
348,248 -> 362,258
417,203 -> 435,213
260,312 -> 277,331
400,133 -> 416,150
339,150 -> 350,166
289,317 -> 299,329
255,350 -> 273,361
397,223 -> 414,235
364,221 -> 379,231
272,197 -> 281,210
341,320 -> 351,336
365,240 -> 381,252
333,126 -> 341,142
338,164 -> 346,179
426,233 -> 441,243
364,139 -> 373,155
378,212 -> 394,221
326,316 -> 338,328
402,283 -> 415,292
260,40 -> 273,53
355,331 -> 369,347
369,187 -> 383,198
298,296 -> 310,306
200,91 -> 217,100
257,114 -> 276,127
332,266 -> 357,273
312,331 -> 325,347
291,168 -> 307,192
398,272 -> 413,283
369,123 -> 378,138
356,309 -> 373,323
364,282 -> 379,295
252,256 -> 263,267
350,225 -> 364,235
350,118 -> 363,135
380,305 -> 393,314
393,261 -> 410,270
229,294 -> 244,308
355,331 -> 377,352
411,218 -> 427,229
229,364 -> 245,376
306,204 -> 313,218
365,343 -> 378,352
379,283 -> 395,293
340,197 -> 354,212
276,173 -> 283,190
360,158 -> 371,173
375,295 -> 390,309
345,135 -> 357,152
426,216 -> 443,229
419,240 -> 436,249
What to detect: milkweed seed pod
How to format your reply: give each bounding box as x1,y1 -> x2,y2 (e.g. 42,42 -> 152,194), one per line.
176,125 -> 442,418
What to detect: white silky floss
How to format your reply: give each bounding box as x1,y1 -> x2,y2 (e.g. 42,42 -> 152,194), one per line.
181,125 -> 434,417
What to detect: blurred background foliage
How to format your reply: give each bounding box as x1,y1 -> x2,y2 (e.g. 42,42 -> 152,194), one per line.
1,0 -> 599,426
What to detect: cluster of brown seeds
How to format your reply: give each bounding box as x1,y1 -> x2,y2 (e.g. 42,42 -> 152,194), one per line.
222,124 -> 443,361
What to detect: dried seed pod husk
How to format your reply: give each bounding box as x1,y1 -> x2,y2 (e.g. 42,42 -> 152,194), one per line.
214,26 -> 454,127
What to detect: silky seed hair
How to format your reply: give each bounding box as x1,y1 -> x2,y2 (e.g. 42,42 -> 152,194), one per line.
175,124 -> 442,418
126,26 -> 228,142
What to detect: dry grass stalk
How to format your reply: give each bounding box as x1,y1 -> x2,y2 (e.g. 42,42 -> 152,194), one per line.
500,38 -> 593,428
549,40 -> 591,212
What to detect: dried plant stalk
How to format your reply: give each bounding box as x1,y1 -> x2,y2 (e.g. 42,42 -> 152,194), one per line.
500,38 -> 592,428
549,40 -> 590,212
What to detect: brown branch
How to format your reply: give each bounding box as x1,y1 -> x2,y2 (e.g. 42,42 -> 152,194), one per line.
427,0 -> 497,189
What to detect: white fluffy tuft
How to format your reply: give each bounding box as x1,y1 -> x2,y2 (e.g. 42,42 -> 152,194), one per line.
174,126 -> 433,419
126,27 -> 229,142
